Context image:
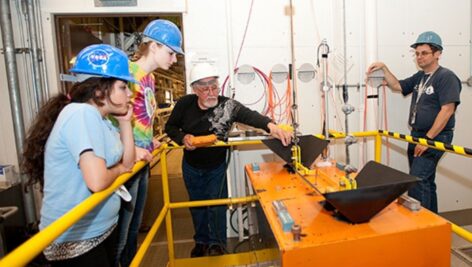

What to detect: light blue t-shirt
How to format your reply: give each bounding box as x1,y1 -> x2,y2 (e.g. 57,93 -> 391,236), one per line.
40,103 -> 122,243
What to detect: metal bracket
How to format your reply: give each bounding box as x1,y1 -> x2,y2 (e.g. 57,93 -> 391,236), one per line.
59,74 -> 78,83
342,104 -> 355,115
344,135 -> 357,146
0,206 -> 18,223
0,48 -> 30,54
397,194 -> 421,211
466,76 -> 472,87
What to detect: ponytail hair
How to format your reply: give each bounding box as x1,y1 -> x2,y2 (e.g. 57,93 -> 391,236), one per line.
22,77 -> 118,190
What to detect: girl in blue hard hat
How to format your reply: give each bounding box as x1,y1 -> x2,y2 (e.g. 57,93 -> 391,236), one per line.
115,19 -> 184,267
22,44 -> 137,266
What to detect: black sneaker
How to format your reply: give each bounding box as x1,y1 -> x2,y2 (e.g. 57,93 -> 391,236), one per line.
208,244 -> 225,256
190,243 -> 208,258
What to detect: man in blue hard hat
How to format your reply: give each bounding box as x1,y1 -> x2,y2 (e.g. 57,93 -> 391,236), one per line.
366,31 -> 462,213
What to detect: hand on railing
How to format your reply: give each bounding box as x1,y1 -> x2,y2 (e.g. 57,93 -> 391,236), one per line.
153,138 -> 162,149
135,147 -> 153,162
183,134 -> 196,151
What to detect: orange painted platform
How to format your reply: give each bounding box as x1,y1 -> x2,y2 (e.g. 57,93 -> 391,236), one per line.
246,162 -> 451,267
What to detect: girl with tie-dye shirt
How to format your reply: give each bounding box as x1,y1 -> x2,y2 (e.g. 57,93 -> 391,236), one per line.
115,19 -> 184,267
128,62 -> 157,151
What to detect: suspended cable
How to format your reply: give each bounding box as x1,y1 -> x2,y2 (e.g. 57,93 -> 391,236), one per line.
234,0 -> 255,68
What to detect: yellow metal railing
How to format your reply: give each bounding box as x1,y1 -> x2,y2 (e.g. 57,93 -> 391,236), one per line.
2,130 -> 472,267
0,147 -> 165,267
132,132 -> 472,266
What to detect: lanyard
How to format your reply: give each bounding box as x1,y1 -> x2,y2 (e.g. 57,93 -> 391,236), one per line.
410,69 -> 437,125
415,73 -> 434,105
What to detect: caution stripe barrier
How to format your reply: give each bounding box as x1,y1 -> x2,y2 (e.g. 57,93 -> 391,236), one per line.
378,130 -> 472,157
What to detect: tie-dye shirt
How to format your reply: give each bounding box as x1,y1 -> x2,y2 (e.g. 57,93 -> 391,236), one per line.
129,61 -> 157,152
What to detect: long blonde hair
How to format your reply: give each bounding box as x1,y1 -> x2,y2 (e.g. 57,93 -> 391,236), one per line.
131,41 -> 163,62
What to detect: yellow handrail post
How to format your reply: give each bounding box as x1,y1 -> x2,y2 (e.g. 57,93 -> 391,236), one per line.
160,144 -> 175,267
4,136 -> 472,267
165,211 -> 175,267
130,204 -> 169,267
375,131 -> 382,163
0,159 -> 152,267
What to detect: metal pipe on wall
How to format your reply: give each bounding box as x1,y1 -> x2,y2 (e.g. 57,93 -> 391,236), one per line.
342,0 -> 351,165
288,0 -> 301,149
320,39 -> 330,141
15,0 -> 36,119
469,0 -> 472,82
33,0 -> 49,99
225,0 -> 236,98
24,0 -> 44,108
362,0 -> 378,165
225,0 -> 236,211
0,0 -> 37,224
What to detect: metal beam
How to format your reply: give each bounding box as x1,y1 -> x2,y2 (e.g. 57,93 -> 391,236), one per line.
0,0 -> 37,224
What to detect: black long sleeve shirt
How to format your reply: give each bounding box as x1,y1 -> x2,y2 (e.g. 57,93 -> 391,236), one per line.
165,95 -> 272,169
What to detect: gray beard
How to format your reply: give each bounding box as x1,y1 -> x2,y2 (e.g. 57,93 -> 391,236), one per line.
204,99 -> 218,108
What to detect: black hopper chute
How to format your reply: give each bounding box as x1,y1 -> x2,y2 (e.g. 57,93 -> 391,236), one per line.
261,135 -> 328,168
322,161 -> 419,224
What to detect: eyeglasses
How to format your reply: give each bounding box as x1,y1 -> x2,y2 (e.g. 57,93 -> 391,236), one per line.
415,51 -> 434,57
194,79 -> 220,95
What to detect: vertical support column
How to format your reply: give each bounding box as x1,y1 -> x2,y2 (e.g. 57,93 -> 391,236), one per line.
374,132 -> 382,163
26,0 -> 44,108
0,0 -> 37,224
33,0 -> 49,99
362,0 -> 379,164
160,145 -> 175,266
225,0 -> 236,98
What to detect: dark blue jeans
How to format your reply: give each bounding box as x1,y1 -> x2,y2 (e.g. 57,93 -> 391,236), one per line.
182,160 -> 227,247
115,164 -> 149,267
407,130 -> 453,213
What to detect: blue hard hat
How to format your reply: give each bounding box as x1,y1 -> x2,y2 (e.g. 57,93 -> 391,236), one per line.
143,19 -> 184,55
70,44 -> 138,83
411,31 -> 443,51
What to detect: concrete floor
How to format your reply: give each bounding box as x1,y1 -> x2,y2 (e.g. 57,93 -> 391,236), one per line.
443,209 -> 472,267
451,226 -> 472,267
140,149 -> 472,266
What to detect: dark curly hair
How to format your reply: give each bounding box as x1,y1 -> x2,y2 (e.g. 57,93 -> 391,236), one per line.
21,77 -> 118,190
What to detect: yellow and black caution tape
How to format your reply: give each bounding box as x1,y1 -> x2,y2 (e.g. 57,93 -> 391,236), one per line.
378,130 -> 472,157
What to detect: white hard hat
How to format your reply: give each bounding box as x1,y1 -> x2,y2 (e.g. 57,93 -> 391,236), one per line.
189,63 -> 219,85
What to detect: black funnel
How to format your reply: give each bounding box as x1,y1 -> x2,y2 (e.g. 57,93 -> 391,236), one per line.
262,135 -> 328,167
322,161 -> 419,224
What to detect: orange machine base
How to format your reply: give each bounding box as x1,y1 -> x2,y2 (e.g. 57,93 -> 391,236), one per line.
246,162 -> 451,267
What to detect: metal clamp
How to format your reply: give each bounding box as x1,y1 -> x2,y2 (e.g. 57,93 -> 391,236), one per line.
342,104 -> 355,115
397,194 -> 421,211
291,224 -> 301,241
345,135 -> 357,146
0,206 -> 18,223
0,48 -> 30,54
